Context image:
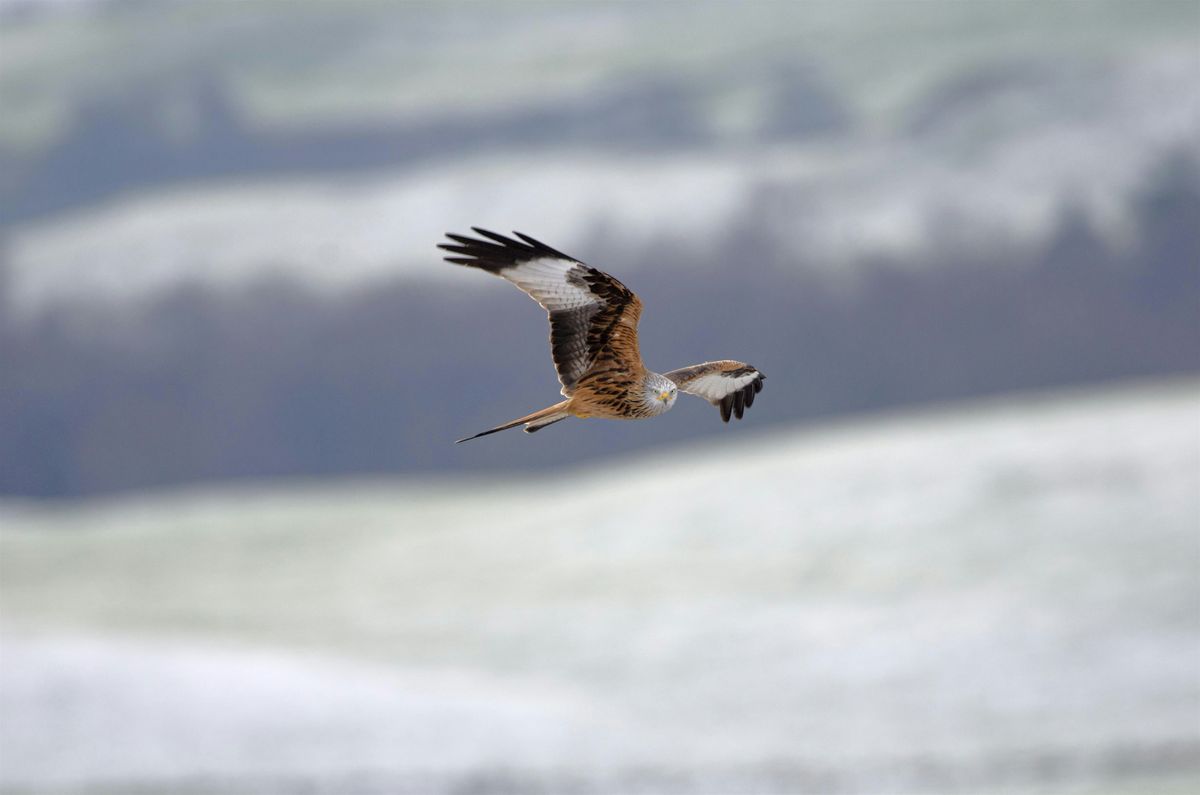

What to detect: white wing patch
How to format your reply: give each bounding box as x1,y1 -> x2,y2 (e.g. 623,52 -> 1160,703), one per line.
497,257 -> 597,313
664,360 -> 765,422
677,371 -> 760,403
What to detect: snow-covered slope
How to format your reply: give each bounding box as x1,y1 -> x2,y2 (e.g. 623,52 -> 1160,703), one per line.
3,2 -> 1197,315
1,378 -> 1197,793
9,44 -> 1197,316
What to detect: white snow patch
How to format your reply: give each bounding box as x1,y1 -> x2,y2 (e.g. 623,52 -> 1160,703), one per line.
0,633 -> 641,787
1,379 -> 1198,791
4,48 -> 1197,317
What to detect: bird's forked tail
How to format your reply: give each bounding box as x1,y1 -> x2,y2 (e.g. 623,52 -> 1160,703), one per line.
455,400 -> 571,443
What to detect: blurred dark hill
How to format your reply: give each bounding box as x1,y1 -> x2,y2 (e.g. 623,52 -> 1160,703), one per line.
2,151 -> 1196,498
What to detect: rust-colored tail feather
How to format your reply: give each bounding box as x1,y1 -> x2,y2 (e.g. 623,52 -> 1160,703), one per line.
455,400 -> 571,444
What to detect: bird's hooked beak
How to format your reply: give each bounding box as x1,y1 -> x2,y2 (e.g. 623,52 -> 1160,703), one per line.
658,390 -> 671,402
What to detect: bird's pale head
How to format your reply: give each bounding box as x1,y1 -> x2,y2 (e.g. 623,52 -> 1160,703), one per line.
646,373 -> 678,414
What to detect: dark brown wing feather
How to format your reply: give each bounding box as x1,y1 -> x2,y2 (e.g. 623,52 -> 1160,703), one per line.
439,228 -> 645,392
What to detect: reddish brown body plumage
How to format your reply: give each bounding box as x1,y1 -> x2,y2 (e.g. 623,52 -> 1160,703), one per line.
440,229 -> 765,442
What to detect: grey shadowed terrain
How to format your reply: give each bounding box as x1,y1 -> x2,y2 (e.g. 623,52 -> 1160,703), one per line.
1,0 -> 1198,496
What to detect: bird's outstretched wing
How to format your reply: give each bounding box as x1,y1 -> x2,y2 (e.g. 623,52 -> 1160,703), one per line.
664,360 -> 766,422
439,228 -> 645,393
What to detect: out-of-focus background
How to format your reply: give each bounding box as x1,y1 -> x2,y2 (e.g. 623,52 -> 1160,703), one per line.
1,1 -> 1198,793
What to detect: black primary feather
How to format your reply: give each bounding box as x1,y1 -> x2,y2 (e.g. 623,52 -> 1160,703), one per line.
438,228 -> 576,273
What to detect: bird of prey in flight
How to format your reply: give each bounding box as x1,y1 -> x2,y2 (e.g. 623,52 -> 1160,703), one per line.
440,228 -> 765,443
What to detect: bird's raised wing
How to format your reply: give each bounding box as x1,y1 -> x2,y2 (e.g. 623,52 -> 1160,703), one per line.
664,360 -> 766,422
439,228 -> 645,393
